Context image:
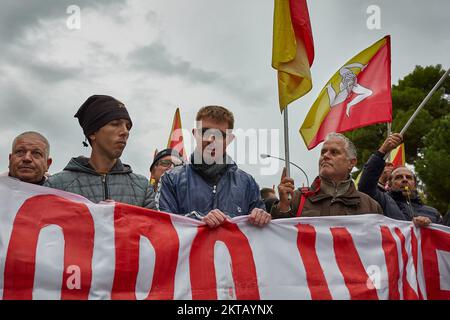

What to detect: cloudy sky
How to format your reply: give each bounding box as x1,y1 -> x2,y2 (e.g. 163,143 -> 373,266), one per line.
1,0 -> 448,189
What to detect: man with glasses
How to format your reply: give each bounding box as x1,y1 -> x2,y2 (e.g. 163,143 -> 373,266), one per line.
156,105 -> 271,228
149,148 -> 183,192
358,133 -> 442,226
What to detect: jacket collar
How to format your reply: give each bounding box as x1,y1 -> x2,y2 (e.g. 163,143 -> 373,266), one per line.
389,189 -> 422,204
305,176 -> 360,206
64,156 -> 132,175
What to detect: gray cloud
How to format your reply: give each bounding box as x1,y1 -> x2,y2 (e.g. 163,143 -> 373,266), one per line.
0,0 -> 127,44
129,41 -> 271,106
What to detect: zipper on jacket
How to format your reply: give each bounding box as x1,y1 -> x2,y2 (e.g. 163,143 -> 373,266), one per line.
102,174 -> 109,200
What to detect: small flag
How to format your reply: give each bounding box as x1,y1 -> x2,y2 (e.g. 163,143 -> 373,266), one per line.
390,143 -> 405,167
300,36 -> 392,149
272,0 -> 314,111
167,108 -> 186,161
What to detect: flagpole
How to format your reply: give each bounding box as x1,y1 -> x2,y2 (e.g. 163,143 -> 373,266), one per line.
386,122 -> 392,161
383,67 -> 449,161
283,108 -> 292,201
283,108 -> 291,178
400,68 -> 449,135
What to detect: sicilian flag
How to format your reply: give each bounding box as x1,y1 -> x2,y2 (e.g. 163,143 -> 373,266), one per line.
300,36 -> 392,149
390,143 -> 406,168
272,0 -> 314,111
167,108 -> 186,161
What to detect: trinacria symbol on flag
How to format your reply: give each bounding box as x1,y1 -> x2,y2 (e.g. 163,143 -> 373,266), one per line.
326,63 -> 373,117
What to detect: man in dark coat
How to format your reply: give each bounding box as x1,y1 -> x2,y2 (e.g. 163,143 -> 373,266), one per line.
358,133 -> 442,227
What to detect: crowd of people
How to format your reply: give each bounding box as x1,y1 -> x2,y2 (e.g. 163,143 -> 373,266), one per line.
5,94 -> 449,228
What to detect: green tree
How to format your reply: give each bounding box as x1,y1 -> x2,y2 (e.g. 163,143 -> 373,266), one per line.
415,115 -> 450,214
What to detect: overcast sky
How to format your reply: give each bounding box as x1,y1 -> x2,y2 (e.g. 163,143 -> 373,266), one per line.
1,0 -> 449,189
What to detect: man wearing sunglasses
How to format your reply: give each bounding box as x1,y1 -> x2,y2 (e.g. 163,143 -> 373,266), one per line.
149,148 -> 183,192
156,105 -> 270,228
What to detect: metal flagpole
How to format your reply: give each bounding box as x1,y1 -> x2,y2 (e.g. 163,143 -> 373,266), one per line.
283,108 -> 292,201
383,68 -> 449,160
283,108 -> 291,178
400,68 -> 449,135
386,122 -> 392,161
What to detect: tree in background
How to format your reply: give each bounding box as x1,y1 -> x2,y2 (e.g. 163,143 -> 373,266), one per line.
415,115 -> 450,214
346,65 -> 450,214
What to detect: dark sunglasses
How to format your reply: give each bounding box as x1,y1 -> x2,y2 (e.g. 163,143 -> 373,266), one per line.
157,159 -> 182,168
199,127 -> 228,140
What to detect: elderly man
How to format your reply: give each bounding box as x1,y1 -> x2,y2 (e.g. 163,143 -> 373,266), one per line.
45,95 -> 155,208
157,105 -> 271,228
272,132 -> 383,218
8,131 -> 52,185
149,148 -> 183,192
358,133 -> 442,226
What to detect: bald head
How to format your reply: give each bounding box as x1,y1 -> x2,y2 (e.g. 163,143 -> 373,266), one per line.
12,131 -> 50,159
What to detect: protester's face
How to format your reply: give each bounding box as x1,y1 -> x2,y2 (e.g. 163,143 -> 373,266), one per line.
390,167 -> 416,195
9,135 -> 52,183
319,138 -> 356,183
151,155 -> 182,182
193,117 -> 234,163
90,119 -> 131,160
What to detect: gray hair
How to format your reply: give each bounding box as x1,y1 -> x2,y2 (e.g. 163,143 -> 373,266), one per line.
324,132 -> 357,160
12,131 -> 51,158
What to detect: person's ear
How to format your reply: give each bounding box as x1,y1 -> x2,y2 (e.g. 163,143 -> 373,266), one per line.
47,157 -> 53,169
349,158 -> 357,171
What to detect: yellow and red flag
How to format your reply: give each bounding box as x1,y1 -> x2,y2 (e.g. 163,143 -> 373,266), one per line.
390,143 -> 405,168
272,0 -> 314,111
167,108 -> 186,161
300,36 -> 392,149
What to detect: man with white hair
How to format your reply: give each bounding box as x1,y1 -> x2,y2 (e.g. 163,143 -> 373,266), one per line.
271,132 -> 383,218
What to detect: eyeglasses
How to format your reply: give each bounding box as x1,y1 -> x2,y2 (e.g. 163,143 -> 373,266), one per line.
199,128 -> 228,140
157,159 -> 182,168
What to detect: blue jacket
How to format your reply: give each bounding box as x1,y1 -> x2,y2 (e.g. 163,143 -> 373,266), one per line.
156,160 -> 265,218
358,151 -> 442,223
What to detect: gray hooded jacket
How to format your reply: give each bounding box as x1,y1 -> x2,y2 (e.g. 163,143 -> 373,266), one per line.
45,156 -> 156,208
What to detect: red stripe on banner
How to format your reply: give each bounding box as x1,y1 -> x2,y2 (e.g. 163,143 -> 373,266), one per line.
394,228 -> 419,300
111,204 -> 180,300
3,195 -> 94,300
410,227 -> 424,300
421,227 -> 450,299
297,224 -> 332,299
380,226 -> 400,300
189,221 -> 260,300
331,227 -> 378,300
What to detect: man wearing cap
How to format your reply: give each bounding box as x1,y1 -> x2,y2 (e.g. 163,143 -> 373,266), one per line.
149,148 -> 183,192
45,95 -> 156,208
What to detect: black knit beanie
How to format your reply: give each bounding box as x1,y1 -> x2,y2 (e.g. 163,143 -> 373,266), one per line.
74,95 -> 133,138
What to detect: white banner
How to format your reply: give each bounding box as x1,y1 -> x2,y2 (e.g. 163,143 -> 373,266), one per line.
1,176 -> 449,300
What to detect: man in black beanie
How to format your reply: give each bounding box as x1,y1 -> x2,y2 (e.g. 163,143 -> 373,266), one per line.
45,95 -> 156,209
